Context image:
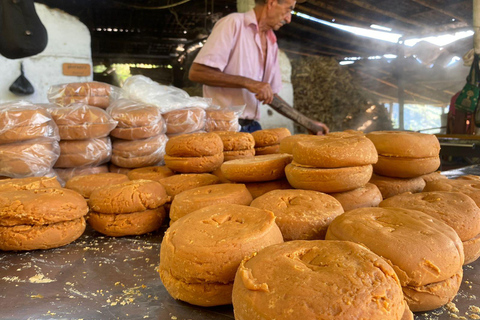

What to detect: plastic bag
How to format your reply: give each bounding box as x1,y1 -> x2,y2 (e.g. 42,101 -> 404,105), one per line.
54,137 -> 112,168
0,101 -> 59,144
107,99 -> 166,140
111,134 -> 168,168
204,105 -> 245,132
48,103 -> 118,140
121,75 -> 211,113
55,165 -> 109,183
0,137 -> 60,178
47,81 -> 122,109
162,107 -> 206,135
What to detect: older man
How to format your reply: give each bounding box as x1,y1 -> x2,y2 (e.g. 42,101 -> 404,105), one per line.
189,0 -> 328,134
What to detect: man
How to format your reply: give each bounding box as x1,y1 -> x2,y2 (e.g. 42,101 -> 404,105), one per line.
189,0 -> 329,134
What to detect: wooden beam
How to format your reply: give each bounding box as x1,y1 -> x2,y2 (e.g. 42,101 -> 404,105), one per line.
297,1 -> 412,33
281,29 -> 366,56
282,48 -> 327,57
289,20 -> 396,55
361,86 -> 398,101
410,0 -> 467,22
352,69 -> 445,104
343,0 -> 431,28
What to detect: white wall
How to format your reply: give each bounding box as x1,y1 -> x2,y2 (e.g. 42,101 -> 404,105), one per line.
259,50 -> 295,133
0,3 -> 92,104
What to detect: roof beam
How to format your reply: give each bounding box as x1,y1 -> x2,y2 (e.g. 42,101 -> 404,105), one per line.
343,0 -> 431,28
410,0 -> 467,22
298,1 -> 412,33
352,68 -> 445,104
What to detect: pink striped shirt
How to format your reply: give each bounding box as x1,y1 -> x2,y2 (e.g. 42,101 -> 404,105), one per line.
193,10 -> 282,120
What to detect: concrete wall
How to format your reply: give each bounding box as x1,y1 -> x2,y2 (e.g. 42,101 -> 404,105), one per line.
0,3 -> 92,104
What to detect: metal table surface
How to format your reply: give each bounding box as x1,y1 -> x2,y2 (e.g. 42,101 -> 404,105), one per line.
1,165 -> 480,320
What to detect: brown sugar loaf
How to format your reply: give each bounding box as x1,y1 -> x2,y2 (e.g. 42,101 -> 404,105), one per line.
0,176 -> 60,192
54,137 -> 111,168
369,173 -> 426,199
0,188 -> 88,226
87,207 -> 166,237
250,189 -> 343,240
111,134 -> 167,168
107,99 -> 166,140
127,166 -> 174,182
55,165 -> 109,183
278,134 -> 318,154
108,163 -> 132,175
165,132 -> 223,157
286,163 -> 373,193
0,218 -> 85,251
245,178 -> 291,199
292,133 -> 378,168
0,187 -> 88,251
221,154 -> 293,183
162,107 -> 206,134
214,131 -> 254,151
424,179 -> 480,207
106,99 -> 164,128
49,104 -> 117,140
0,103 -> 58,143
0,138 -> 60,177
326,207 -> 464,312
252,127 -> 291,155
380,191 -> 480,265
48,82 -> 114,109
205,109 -> 241,132
164,153 -> 224,173
158,173 -> 220,200
366,131 -> 440,178
169,184 -> 253,223
457,174 -> 480,181
329,183 -> 383,211
232,240 -> 410,320
214,131 -> 255,161
89,179 -> 169,214
65,172 -> 129,198
421,171 -> 447,183
159,204 -> 283,306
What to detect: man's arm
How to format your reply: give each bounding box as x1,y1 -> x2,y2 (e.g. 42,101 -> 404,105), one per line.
269,95 -> 329,135
189,63 -> 275,104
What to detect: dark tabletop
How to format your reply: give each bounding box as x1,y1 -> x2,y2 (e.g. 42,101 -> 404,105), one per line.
1,165 -> 480,320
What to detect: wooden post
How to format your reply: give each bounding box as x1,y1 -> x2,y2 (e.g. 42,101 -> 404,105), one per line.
475,0 -> 480,54
396,40 -> 405,130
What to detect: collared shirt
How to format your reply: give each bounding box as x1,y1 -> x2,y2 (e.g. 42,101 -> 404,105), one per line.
193,10 -> 282,120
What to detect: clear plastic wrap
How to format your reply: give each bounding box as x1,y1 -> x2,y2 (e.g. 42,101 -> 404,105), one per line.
111,134 -> 168,168
162,107 -> 206,135
54,165 -> 110,183
54,137 -> 112,168
121,75 -> 211,113
107,99 -> 166,140
47,81 -> 122,109
48,103 -> 118,140
0,101 -> 59,144
205,105 -> 245,132
0,137 -> 60,178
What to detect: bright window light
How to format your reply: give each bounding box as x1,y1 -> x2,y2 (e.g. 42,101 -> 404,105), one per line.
370,24 -> 392,32
339,60 -> 355,65
292,11 -> 402,43
383,54 -> 397,59
404,30 -> 474,47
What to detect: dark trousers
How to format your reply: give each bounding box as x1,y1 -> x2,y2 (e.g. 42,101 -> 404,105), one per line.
239,119 -> 262,133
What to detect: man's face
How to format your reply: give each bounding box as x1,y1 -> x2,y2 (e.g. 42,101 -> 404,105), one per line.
268,0 -> 296,31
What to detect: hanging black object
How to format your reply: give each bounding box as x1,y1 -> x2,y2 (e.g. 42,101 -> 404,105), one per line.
9,63 -> 34,95
0,0 -> 48,59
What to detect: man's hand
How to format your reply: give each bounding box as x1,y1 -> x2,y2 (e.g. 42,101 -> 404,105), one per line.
315,121 -> 330,135
245,80 -> 274,104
